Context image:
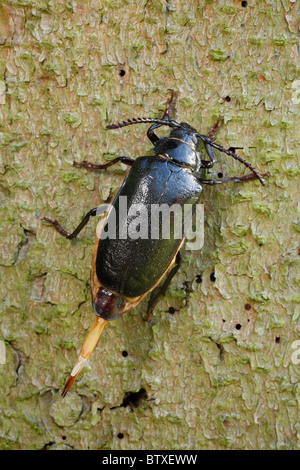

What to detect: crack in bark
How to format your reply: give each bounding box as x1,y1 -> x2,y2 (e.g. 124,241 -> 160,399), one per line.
14,226 -> 36,264
99,387 -> 148,413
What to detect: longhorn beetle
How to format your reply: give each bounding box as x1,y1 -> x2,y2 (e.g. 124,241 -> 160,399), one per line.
43,91 -> 266,397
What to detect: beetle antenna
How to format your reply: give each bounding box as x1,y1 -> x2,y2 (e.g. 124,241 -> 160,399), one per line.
197,134 -> 266,186
61,317 -> 108,398
106,117 -> 182,130
107,119 -> 265,186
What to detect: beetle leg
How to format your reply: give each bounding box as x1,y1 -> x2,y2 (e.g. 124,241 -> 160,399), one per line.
198,172 -> 268,185
162,89 -> 176,121
147,90 -> 176,144
73,156 -> 134,170
42,207 -> 98,239
199,116 -> 222,167
207,116 -> 222,140
201,142 -> 215,168
146,250 -> 182,321
147,123 -> 162,144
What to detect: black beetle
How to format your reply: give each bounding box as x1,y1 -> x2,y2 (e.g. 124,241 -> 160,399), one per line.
43,91 -> 266,397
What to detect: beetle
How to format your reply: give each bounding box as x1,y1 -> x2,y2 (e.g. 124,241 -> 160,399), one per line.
42,91 -> 266,397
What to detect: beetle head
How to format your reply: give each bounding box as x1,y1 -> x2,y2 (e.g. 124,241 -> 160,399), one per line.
151,122 -> 203,172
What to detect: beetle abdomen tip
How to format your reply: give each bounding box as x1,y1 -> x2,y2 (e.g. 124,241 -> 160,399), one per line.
93,287 -> 126,321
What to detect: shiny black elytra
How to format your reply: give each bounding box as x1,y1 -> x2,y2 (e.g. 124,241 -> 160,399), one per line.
43,91 -> 266,397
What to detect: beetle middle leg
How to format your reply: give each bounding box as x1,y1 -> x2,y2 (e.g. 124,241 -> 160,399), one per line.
42,207 -> 98,239
146,250 -> 182,321
73,156 -> 134,170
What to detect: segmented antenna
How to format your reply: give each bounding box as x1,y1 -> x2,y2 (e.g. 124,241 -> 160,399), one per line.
203,138 -> 266,186
106,117 -> 181,130
106,117 -> 266,186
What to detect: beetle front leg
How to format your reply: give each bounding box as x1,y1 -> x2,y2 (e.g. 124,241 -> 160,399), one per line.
147,123 -> 162,144
161,89 -> 176,121
73,156 -> 134,170
147,90 -> 176,144
42,207 -> 98,239
201,142 -> 215,169
146,250 -> 182,321
207,116 -> 222,140
201,117 -> 222,168
198,172 -> 268,185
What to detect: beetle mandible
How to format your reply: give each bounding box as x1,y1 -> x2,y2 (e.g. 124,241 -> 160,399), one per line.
43,91 -> 266,397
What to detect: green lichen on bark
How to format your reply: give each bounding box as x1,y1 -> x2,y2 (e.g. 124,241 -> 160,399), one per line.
0,0 -> 299,450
